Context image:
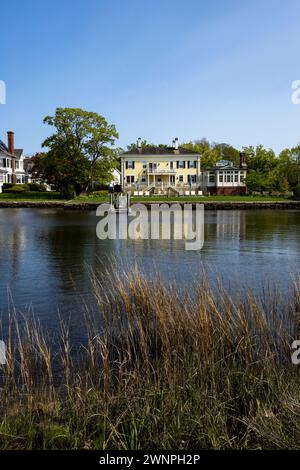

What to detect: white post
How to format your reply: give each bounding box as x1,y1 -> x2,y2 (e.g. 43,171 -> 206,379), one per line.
121,157 -> 123,191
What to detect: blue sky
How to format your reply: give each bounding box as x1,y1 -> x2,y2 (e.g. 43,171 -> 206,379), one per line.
1,0 -> 300,154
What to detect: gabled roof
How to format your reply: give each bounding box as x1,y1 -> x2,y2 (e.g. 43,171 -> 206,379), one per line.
205,159 -> 246,171
0,134 -> 25,159
216,165 -> 243,170
0,148 -> 24,159
0,148 -> 12,158
0,139 -> 8,152
206,164 -> 244,171
14,149 -> 24,158
123,146 -> 199,156
0,139 -> 11,157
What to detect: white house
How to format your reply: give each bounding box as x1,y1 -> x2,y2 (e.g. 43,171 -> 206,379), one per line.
0,131 -> 27,192
110,168 -> 121,186
202,154 -> 247,195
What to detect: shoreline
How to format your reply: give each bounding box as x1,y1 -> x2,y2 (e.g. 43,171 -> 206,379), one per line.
0,200 -> 300,210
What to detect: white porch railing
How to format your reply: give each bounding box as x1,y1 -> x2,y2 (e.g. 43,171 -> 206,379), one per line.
147,168 -> 176,174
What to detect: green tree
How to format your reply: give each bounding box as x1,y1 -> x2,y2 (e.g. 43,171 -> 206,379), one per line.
278,177 -> 290,193
213,143 -> 240,166
243,145 -> 277,173
275,145 -> 300,192
294,184 -> 300,199
182,139 -> 240,169
246,171 -> 266,192
276,149 -> 295,189
41,108 -> 118,196
290,145 -> 300,186
243,145 -> 279,193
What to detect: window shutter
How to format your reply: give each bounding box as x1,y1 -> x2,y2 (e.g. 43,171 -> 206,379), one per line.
132,161 -> 135,169
177,161 -> 179,169
183,161 -> 186,169
187,161 -> 190,169
126,161 -> 128,169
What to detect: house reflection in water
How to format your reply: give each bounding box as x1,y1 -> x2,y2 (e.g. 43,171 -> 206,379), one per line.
0,215 -> 27,282
11,228 -> 27,281
215,211 -> 246,240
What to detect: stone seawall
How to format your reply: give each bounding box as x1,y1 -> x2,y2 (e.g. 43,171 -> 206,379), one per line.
0,201 -> 68,209
1,200 -> 300,210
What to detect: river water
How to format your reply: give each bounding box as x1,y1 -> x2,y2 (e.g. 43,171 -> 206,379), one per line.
0,208 -> 299,338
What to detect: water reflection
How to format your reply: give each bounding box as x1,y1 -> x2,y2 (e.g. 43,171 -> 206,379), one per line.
0,208 -> 299,335
214,211 -> 246,239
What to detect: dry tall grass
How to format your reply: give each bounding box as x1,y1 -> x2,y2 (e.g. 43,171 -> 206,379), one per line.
0,270 -> 300,449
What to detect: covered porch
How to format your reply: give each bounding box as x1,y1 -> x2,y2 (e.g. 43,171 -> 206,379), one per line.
146,171 -> 176,189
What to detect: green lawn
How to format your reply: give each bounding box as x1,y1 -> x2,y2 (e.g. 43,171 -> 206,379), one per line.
0,191 -> 65,201
131,195 -> 292,202
0,192 -> 295,204
72,194 -> 109,203
75,194 -> 292,203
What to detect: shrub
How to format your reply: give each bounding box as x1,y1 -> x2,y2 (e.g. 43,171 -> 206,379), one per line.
28,183 -> 46,192
90,182 -> 108,191
3,184 -> 29,193
61,184 -> 76,199
293,184 -> 300,199
86,190 -> 107,198
2,183 -> 13,191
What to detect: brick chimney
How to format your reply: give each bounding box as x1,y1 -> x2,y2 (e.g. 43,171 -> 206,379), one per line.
7,131 -> 16,184
239,152 -> 247,168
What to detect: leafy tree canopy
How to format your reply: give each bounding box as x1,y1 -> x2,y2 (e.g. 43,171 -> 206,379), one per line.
182,139 -> 240,168
40,108 -> 118,196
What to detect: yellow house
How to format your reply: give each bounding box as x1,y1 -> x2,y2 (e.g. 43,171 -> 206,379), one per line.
121,138 -> 201,195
